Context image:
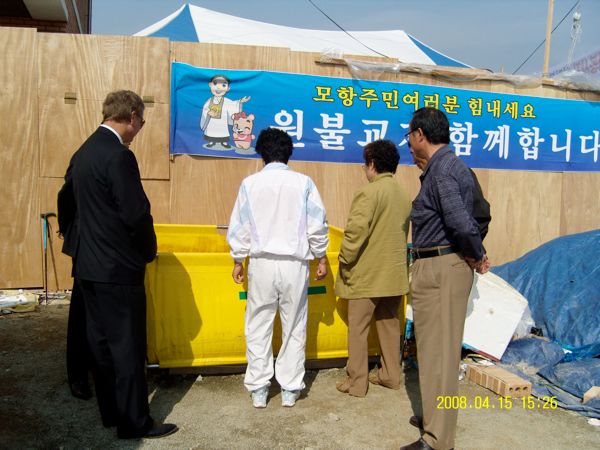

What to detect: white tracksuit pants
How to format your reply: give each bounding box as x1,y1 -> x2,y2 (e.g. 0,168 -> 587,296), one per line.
244,256 -> 309,392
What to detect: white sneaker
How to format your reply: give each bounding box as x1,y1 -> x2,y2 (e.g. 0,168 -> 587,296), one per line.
251,386 -> 268,408
281,389 -> 300,407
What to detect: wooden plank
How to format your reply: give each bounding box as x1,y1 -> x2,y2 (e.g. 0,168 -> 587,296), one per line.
170,156 -> 261,225
37,33 -> 170,103
129,101 -> 170,180
171,42 -> 290,71
485,170 -> 562,265
39,97 -> 169,180
39,98 -> 102,178
142,179 -> 172,224
0,27 -> 42,288
559,89 -> 600,236
560,172 -> 600,236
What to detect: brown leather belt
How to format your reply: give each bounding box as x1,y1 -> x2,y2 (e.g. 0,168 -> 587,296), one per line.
411,246 -> 456,260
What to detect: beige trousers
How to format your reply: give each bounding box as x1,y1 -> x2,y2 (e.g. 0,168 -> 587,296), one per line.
346,296 -> 402,397
412,252 -> 473,450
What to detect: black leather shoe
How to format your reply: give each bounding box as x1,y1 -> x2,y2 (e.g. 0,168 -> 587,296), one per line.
399,438 -> 433,450
409,415 -> 423,429
144,423 -> 178,439
118,422 -> 178,439
69,381 -> 92,400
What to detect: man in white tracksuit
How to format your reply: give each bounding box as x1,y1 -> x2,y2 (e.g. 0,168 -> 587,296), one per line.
227,128 -> 329,408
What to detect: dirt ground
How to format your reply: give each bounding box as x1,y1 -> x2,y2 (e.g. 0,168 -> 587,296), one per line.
1,303 -> 599,450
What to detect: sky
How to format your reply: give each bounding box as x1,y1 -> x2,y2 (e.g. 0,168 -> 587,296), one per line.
91,0 -> 600,75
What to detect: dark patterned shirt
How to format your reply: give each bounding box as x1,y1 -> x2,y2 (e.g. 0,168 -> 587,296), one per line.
411,146 -> 484,260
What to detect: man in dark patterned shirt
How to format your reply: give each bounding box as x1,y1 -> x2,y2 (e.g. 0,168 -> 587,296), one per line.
400,107 -> 489,450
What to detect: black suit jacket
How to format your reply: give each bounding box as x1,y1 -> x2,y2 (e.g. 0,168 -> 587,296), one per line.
58,126 -> 157,284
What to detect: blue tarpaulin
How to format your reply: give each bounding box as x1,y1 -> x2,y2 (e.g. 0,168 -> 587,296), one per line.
495,231 -> 600,418
493,229 -> 600,361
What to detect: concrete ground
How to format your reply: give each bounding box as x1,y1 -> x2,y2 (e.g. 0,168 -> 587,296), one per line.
1,304 -> 599,449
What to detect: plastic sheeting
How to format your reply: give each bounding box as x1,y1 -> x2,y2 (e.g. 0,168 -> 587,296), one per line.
493,229 -> 600,361
501,337 -> 565,373
539,359 -> 600,401
331,58 -> 600,93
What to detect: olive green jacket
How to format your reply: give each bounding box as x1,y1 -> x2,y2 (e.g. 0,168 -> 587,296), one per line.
334,173 -> 410,299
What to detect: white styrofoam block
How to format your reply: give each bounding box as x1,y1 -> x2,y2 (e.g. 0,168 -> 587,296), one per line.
463,272 -> 528,360
405,271 -> 529,361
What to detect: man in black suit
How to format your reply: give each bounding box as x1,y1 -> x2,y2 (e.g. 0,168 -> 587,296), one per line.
58,90 -> 177,439
57,169 -> 93,401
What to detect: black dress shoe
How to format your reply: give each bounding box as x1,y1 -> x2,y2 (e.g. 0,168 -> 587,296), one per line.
144,423 -> 178,439
409,415 -> 423,429
69,381 -> 92,400
399,438 -> 434,450
118,423 -> 178,439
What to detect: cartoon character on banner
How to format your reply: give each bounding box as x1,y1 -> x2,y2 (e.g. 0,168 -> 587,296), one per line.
232,112 -> 256,155
200,74 -> 250,150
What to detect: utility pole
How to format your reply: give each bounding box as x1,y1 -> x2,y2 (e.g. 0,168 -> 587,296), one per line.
543,0 -> 555,77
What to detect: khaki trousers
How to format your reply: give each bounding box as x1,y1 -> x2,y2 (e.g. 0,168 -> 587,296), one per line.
412,253 -> 473,450
346,296 -> 402,397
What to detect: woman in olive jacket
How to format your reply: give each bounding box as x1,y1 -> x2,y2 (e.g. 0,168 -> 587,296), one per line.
335,139 -> 411,397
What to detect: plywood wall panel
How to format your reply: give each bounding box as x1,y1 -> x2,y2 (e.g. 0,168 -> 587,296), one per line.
38,33 -> 170,103
2,31 -> 600,287
171,42 -> 290,71
170,156 -> 262,225
560,172 -> 600,235
39,99 -> 169,180
129,102 -> 170,180
39,98 -> 102,178
485,170 -> 562,265
123,36 -> 171,104
142,179 -> 172,224
0,27 -> 42,288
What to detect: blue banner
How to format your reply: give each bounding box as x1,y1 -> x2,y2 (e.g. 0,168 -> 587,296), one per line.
170,62 -> 600,171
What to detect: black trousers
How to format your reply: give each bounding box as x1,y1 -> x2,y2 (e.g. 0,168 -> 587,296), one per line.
66,281 -> 90,385
79,279 -> 153,436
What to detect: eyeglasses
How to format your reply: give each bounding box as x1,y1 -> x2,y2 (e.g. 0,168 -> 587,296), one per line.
404,129 -> 417,148
132,111 -> 145,128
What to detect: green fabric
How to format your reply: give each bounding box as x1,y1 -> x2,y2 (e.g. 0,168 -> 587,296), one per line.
335,173 -> 411,299
239,285 -> 326,300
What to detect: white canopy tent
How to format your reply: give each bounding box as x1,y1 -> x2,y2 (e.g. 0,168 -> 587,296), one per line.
135,3 -> 470,68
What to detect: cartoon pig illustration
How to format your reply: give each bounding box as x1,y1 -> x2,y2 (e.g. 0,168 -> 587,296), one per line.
232,112 -> 255,150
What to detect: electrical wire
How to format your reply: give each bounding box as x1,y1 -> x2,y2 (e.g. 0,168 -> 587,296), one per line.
306,0 -> 389,58
512,0 -> 582,74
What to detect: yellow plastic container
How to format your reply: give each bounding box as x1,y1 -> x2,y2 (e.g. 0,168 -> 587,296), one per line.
145,224 -> 405,368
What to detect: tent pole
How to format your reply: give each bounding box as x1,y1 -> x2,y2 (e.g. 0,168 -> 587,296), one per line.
543,0 -> 555,77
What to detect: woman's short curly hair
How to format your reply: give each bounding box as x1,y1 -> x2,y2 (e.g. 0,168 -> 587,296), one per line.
363,139 -> 400,174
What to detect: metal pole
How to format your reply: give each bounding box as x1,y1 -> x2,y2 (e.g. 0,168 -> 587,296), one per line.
543,0 -> 555,77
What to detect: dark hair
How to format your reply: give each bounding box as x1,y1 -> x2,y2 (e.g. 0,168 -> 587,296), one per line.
255,128 -> 293,164
102,90 -> 144,123
363,139 -> 400,174
409,107 -> 450,145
